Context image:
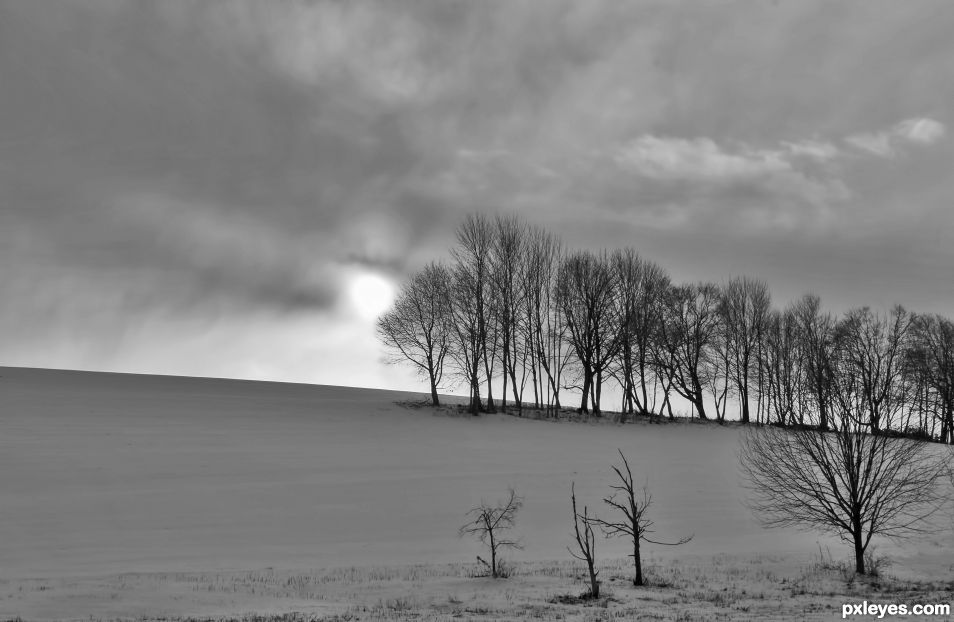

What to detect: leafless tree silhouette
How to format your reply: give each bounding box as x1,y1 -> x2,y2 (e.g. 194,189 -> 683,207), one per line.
833,305 -> 912,434
376,262 -> 453,406
656,283 -> 720,420
451,214 -> 498,413
719,277 -> 770,424
908,314 -> 954,443
740,419 -> 949,574
589,449 -> 692,586
793,294 -> 837,431
611,249 -> 671,421
568,482 -> 600,598
458,488 -> 524,578
558,250 -> 621,415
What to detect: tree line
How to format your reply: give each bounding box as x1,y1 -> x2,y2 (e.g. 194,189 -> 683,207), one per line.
378,213 -> 954,443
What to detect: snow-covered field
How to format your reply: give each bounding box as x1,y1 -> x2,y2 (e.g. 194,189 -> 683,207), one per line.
1,367 -> 951,620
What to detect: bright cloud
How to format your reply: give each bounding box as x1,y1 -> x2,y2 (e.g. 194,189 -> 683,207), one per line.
615,136 -> 791,181
845,117 -> 946,157
896,117 -> 946,144
782,140 -> 840,161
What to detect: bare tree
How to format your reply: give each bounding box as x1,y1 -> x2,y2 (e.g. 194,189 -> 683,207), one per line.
524,228 -> 572,414
452,214 -> 499,412
611,249 -> 671,420
709,307 -> 734,424
833,306 -> 911,433
719,277 -> 771,424
740,416 -> 949,575
761,307 -> 803,426
568,482 -> 600,598
522,225 -> 568,414
590,450 -> 692,586
656,283 -> 721,420
376,263 -> 453,406
558,251 -> 621,415
458,488 -> 524,578
793,294 -> 836,431
909,314 -> 954,443
491,215 -> 527,413
449,263 -> 484,414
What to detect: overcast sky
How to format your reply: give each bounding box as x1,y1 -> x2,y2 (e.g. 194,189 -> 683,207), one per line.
2,1 -> 953,391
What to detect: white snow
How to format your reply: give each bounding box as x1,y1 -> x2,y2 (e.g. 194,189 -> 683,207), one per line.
1,366 -> 951,620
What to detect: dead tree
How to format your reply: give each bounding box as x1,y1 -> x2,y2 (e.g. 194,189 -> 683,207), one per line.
569,482 -> 600,599
740,416 -> 949,575
458,488 -> 524,578
590,450 -> 692,586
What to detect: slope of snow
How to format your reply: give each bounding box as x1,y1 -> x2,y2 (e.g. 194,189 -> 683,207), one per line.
1,366 -> 949,586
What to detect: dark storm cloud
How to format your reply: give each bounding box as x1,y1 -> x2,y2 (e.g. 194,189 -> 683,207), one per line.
0,1 -> 434,319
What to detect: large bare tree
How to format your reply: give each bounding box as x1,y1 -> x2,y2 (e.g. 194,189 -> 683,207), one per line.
376,262 -> 452,406
740,410 -> 949,574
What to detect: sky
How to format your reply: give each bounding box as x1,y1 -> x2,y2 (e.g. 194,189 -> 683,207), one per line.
2,1 -> 953,392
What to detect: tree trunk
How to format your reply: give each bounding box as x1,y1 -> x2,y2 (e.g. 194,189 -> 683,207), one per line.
430,375 -> 440,406
853,533 -> 865,575
579,369 -> 592,414
489,532 -> 498,578
633,539 -> 643,586
588,562 -> 600,598
593,370 -> 603,416
693,394 -> 708,420
501,345 -> 509,413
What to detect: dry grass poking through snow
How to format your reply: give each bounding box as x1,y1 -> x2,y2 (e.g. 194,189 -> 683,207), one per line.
4,554 -> 953,621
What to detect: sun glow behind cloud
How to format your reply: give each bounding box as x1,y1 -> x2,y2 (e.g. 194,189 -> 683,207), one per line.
348,272 -> 396,322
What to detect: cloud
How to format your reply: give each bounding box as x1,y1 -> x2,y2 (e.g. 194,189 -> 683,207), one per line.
845,117 -> 946,157
896,118 -> 946,144
614,136 -> 791,181
782,140 -> 840,162
606,135 -> 849,227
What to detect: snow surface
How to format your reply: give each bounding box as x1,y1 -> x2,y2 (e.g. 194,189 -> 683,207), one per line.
1,366 -> 951,619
